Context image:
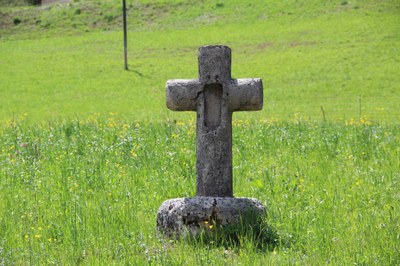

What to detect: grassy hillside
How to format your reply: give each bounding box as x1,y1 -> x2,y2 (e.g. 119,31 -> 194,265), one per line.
0,0 -> 399,124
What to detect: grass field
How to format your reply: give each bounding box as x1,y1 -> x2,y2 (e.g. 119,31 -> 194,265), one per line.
1,0 -> 399,264
1,0 -> 399,123
1,118 -> 399,264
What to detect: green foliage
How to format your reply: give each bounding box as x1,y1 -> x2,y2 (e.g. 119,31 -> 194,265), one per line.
0,119 -> 399,264
0,0 -> 29,6
12,17 -> 21,25
185,212 -> 280,252
2,0 -> 40,6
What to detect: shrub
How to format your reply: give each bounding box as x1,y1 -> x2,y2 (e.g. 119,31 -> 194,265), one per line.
104,14 -> 115,23
13,17 -> 22,25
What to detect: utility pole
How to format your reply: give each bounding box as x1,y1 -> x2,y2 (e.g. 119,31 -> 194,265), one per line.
122,0 -> 128,70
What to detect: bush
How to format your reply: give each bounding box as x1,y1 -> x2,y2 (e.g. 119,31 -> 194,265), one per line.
0,0 -> 41,6
13,17 -> 22,25
27,0 -> 41,5
104,14 -> 115,23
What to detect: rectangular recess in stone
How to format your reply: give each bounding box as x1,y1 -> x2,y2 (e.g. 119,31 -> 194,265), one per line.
204,83 -> 223,130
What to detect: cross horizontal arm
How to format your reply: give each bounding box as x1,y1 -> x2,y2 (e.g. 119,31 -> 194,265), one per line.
166,79 -> 201,111
228,78 -> 263,112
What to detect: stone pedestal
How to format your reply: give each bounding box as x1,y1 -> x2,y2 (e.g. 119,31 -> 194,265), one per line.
157,197 -> 265,237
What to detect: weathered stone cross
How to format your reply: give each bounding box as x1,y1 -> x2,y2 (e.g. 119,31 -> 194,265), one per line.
166,45 -> 263,197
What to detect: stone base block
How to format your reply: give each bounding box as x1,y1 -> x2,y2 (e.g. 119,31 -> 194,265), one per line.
157,197 -> 265,237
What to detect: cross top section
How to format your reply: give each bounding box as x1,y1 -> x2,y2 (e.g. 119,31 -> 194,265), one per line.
198,45 -> 231,83
166,45 -> 263,197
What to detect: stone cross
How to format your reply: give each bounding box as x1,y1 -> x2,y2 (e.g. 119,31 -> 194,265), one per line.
166,45 -> 263,197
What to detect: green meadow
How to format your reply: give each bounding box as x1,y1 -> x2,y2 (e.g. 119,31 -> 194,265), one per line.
1,0 -> 399,264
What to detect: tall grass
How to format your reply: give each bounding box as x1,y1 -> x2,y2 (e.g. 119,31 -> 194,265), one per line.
1,117 -> 399,264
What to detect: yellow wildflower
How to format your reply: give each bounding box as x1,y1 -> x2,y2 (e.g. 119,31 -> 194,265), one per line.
176,121 -> 185,126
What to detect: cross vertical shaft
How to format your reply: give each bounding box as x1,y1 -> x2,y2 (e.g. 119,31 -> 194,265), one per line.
196,46 -> 233,197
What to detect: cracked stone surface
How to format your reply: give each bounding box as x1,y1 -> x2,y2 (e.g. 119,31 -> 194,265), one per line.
157,197 -> 266,237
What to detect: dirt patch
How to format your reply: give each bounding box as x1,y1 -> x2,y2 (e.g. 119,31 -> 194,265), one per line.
40,0 -> 70,5
257,42 -> 274,50
289,41 -> 317,47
